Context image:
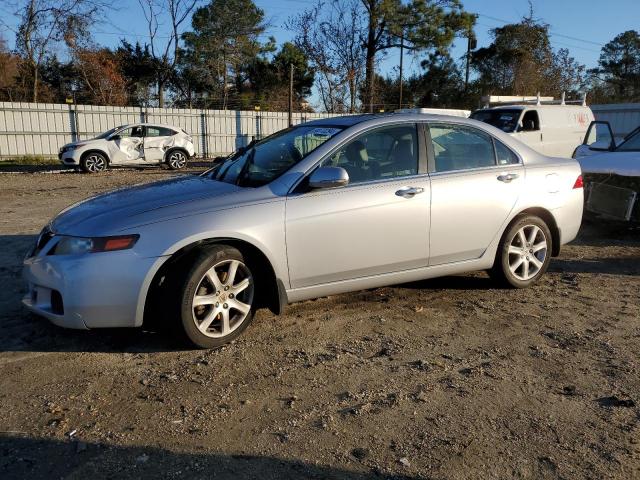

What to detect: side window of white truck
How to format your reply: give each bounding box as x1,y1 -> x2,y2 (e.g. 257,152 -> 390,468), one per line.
520,111 -> 540,132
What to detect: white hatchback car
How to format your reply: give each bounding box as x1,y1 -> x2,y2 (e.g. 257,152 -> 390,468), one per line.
59,123 -> 196,173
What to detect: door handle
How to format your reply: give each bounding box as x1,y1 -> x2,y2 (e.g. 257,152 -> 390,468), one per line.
395,186 -> 424,198
497,173 -> 519,183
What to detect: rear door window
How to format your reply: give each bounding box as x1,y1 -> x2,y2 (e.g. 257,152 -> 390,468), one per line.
428,124 -> 496,172
146,126 -> 177,137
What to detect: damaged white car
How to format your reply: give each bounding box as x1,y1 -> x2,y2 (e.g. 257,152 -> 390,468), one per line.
579,122 -> 640,223
59,124 -> 196,173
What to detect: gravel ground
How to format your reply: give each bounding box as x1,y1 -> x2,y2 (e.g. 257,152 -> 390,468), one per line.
0,168 -> 638,480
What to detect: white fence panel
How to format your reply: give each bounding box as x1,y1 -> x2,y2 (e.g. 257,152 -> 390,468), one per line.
592,103 -> 640,140
0,102 -> 343,159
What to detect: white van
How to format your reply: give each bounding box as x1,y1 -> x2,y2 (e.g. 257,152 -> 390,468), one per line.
470,95 -> 594,158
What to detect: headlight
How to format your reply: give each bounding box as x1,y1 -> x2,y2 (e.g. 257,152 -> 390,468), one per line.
62,144 -> 87,153
53,235 -> 139,255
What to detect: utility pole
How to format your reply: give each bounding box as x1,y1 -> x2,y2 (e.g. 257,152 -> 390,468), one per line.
288,63 -> 294,127
398,32 -> 404,109
464,24 -> 477,90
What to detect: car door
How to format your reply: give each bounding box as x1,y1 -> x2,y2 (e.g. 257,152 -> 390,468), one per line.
427,122 -> 523,265
143,126 -> 176,163
108,126 -> 144,164
515,109 -> 544,154
285,123 -> 430,289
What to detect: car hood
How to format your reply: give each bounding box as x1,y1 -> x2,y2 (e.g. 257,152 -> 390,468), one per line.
62,138 -> 103,149
579,151 -> 640,177
51,175 -> 246,235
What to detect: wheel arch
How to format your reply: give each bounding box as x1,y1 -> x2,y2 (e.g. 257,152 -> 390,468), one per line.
80,149 -> 110,165
163,146 -> 190,162
142,236 -> 286,330
510,207 -> 561,257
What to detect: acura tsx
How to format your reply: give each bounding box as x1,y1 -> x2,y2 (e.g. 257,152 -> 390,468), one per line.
23,113 -> 583,348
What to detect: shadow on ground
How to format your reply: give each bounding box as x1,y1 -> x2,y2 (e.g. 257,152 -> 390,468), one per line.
0,434 -> 423,480
550,256 -> 640,276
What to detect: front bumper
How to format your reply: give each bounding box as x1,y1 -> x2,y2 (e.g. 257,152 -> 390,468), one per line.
23,239 -> 162,329
59,150 -> 80,166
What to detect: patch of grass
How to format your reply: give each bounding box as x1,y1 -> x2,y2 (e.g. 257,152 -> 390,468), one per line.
0,155 -> 59,167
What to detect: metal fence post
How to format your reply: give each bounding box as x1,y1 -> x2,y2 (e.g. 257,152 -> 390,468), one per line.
200,110 -> 208,159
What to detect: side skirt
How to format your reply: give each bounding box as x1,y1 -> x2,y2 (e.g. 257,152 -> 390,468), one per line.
285,256 -> 494,304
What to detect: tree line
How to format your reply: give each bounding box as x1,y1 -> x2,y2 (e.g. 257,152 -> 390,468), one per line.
0,0 -> 639,112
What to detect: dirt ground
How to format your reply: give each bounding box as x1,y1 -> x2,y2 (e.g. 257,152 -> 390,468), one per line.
0,168 -> 638,480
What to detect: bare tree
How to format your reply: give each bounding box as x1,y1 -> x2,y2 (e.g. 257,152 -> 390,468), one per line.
9,0 -> 107,102
0,36 -> 21,101
289,0 -> 366,113
138,0 -> 200,107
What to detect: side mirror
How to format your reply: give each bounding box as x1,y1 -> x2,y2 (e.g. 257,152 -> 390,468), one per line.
309,166 -> 349,189
110,135 -> 121,141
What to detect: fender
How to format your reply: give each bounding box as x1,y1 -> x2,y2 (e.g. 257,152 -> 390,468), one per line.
133,231 -> 287,326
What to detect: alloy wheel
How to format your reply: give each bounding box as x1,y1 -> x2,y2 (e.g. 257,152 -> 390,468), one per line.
85,154 -> 106,172
507,225 -> 548,281
168,151 -> 187,169
191,259 -> 254,338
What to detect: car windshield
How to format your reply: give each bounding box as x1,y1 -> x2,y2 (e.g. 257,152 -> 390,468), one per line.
470,109 -> 521,133
616,128 -> 640,152
211,125 -> 343,187
94,126 -> 123,140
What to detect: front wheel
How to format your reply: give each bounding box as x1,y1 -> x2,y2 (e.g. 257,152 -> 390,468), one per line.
179,246 -> 255,348
166,150 -> 187,170
80,152 -> 108,173
490,215 -> 552,288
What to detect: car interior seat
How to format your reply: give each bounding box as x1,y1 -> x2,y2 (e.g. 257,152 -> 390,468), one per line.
389,137 -> 416,175
344,140 -> 378,182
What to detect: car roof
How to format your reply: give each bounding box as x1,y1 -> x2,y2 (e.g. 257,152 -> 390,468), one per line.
303,112 -> 482,128
302,114 -> 384,127
117,123 -> 182,130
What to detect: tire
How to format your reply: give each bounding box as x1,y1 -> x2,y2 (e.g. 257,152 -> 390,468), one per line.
178,245 -> 255,348
166,149 -> 188,170
80,152 -> 108,173
490,214 -> 553,288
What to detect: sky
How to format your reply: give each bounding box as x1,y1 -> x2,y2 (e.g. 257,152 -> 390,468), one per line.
2,0 -> 640,107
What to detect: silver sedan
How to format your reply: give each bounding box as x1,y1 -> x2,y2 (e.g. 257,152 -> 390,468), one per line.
23,113 -> 584,348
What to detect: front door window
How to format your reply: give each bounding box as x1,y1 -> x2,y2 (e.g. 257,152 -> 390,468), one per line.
320,124 -> 418,183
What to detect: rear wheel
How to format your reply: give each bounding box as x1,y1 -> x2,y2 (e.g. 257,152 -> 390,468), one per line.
166,150 -> 187,170
490,215 -> 552,288
179,246 -> 255,348
80,152 -> 108,173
